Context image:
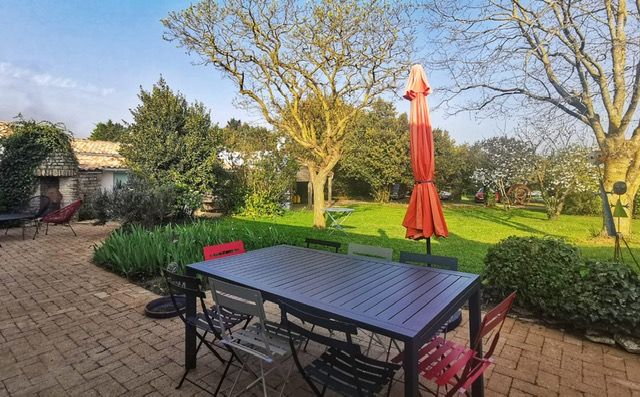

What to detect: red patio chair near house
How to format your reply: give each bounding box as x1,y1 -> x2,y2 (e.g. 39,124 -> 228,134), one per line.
202,240 -> 245,261
393,292 -> 516,396
38,199 -> 83,238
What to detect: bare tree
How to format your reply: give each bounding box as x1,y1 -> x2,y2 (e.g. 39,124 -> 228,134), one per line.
426,0 -> 640,234
163,0 -> 415,227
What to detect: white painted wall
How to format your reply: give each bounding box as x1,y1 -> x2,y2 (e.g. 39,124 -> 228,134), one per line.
100,171 -> 114,191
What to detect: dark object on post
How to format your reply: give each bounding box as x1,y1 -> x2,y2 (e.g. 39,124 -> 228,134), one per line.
37,199 -> 83,238
305,237 -> 341,253
144,295 -> 186,319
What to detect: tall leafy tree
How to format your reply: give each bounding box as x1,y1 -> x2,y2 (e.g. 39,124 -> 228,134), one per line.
163,0 -> 416,227
121,78 -> 222,205
339,100 -> 411,202
433,128 -> 476,199
426,0 -> 640,233
89,120 -> 128,142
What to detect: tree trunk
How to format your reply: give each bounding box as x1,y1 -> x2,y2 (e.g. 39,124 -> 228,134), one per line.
310,173 -> 327,228
373,186 -> 390,203
603,157 -> 638,235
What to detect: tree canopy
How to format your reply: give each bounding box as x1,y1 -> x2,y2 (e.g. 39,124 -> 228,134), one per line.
120,78 -> 223,210
89,120 -> 128,142
163,0 -> 416,227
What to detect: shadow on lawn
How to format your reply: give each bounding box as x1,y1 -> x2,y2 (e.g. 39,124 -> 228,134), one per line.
225,216 -> 492,275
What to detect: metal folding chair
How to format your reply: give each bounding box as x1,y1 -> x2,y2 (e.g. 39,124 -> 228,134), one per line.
163,270 -> 246,394
209,278 -> 296,396
392,292 -> 517,396
305,237 -> 341,253
280,299 -> 400,397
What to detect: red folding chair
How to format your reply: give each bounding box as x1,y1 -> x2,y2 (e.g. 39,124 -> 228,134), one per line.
202,240 -> 246,261
38,199 -> 83,238
393,292 -> 516,396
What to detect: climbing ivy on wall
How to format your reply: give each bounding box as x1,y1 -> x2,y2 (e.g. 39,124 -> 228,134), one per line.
0,118 -> 76,211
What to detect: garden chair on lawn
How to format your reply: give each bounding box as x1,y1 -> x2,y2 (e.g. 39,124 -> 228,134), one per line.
209,278 -> 298,397
37,199 -> 82,237
305,237 -> 341,253
203,240 -> 246,260
163,270 -> 248,394
391,292 -> 517,396
279,299 -> 400,397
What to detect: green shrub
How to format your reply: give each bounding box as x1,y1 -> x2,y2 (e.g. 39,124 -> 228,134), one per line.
239,191 -> 284,218
93,220 -> 288,279
484,236 -> 640,337
563,191 -> 601,215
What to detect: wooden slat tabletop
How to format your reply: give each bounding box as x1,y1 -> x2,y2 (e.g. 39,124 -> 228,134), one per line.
188,245 -> 480,341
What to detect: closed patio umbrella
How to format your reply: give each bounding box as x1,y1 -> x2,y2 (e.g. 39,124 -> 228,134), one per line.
402,64 -> 448,253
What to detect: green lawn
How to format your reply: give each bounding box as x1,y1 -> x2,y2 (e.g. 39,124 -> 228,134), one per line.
231,202 -> 640,274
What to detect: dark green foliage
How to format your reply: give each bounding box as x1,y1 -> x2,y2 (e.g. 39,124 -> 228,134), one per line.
563,191 -> 602,216
221,119 -> 298,216
0,119 -> 75,211
484,236 -> 640,336
93,220 -> 289,279
339,100 -> 411,202
121,78 -> 223,207
89,120 -> 128,142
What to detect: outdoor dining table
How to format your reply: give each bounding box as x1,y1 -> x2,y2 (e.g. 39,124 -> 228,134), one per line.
185,245 -> 483,397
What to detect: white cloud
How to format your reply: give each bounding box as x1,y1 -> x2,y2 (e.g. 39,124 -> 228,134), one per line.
0,61 -> 114,96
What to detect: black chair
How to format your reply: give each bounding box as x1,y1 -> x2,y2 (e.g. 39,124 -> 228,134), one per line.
305,238 -> 341,253
280,300 -> 400,397
399,252 -> 463,332
2,196 -> 50,240
163,270 -> 249,394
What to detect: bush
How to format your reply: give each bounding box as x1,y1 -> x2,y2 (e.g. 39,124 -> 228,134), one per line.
239,191 -> 284,218
93,220 -> 289,279
484,236 -> 640,337
563,191 -> 601,215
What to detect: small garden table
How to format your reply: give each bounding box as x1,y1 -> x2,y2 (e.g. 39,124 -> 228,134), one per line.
324,207 -> 354,234
185,245 -> 483,397
0,213 -> 33,246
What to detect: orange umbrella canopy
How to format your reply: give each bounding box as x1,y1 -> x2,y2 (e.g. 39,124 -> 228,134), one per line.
402,64 -> 449,240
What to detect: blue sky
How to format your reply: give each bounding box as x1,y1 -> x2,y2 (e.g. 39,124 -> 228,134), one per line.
0,0 -> 500,142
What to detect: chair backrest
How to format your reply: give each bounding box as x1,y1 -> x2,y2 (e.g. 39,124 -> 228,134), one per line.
304,238 -> 341,253
162,269 -> 214,329
42,199 -> 82,223
18,196 -> 50,218
475,292 -> 516,358
279,300 -> 363,395
399,251 -> 458,271
347,243 -> 393,261
209,278 -> 274,357
203,240 -> 245,261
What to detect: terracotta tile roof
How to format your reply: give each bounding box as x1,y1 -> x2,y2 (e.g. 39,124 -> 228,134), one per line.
0,121 -> 13,137
71,139 -> 127,170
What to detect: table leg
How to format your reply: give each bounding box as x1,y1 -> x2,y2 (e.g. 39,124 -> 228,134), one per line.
469,288 -> 484,397
185,267 -> 197,369
403,339 -> 419,397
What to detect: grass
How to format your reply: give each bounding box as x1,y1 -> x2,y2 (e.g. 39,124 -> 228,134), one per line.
231,202 -> 640,274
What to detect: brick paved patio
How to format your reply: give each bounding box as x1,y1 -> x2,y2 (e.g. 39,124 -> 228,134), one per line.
1,223 -> 639,396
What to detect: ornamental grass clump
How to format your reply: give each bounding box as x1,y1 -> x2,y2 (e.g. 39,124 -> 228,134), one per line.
93,220 -> 288,280
484,236 -> 640,337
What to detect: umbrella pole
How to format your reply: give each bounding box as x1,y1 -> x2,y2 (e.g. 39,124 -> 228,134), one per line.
426,237 -> 431,255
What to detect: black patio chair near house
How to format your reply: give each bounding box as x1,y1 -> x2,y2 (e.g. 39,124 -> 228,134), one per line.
280,299 -> 400,397
1,195 -> 50,241
162,270 -> 248,394
305,238 -> 341,253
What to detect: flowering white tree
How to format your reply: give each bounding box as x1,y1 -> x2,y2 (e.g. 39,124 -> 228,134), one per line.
472,137 -> 535,208
533,146 -> 598,219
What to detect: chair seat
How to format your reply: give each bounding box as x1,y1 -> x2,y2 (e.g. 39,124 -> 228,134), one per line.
226,321 -> 294,361
306,347 -> 400,396
187,306 -> 249,334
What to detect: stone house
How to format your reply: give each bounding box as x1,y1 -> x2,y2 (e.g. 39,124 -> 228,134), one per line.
0,121 -> 128,209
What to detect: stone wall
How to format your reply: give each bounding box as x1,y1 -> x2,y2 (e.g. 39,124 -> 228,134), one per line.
35,152 -> 78,178
78,171 -> 103,201
59,177 -> 79,208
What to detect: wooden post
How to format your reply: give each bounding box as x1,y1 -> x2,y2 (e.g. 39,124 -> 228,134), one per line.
328,172 -> 334,204
307,181 -> 313,210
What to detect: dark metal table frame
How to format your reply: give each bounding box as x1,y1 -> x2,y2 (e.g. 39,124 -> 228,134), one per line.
0,213 -> 34,247
185,245 -> 483,397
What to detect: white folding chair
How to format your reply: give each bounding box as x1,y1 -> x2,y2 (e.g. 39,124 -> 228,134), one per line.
209,278 -> 296,397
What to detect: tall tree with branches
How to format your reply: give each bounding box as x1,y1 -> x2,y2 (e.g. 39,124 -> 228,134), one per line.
427,0 -> 640,234
163,0 -> 415,227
